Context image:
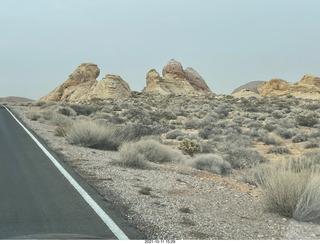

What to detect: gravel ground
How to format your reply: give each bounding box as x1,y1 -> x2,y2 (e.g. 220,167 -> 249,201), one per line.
11,106 -> 320,240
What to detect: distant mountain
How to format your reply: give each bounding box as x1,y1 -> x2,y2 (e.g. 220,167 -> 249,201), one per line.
232,81 -> 265,94
0,96 -> 34,103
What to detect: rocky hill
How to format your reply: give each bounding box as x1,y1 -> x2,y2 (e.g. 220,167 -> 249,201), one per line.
40,63 -> 131,102
232,81 -> 265,94
257,74 -> 320,99
0,96 -> 34,103
143,59 -> 212,95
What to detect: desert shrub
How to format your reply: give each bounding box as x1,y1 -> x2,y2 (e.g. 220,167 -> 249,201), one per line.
272,110 -> 286,119
278,117 -> 298,129
310,129 -> 320,138
296,114 -> 319,127
185,117 -> 201,129
34,101 -> 46,107
198,126 -> 214,139
293,175 -> 320,222
198,112 -> 219,127
255,159 -> 320,221
267,146 -> 291,154
178,139 -> 201,156
222,134 -> 252,148
55,106 -> 76,117
222,144 -> 267,169
118,143 -> 149,169
258,133 -> 279,145
131,139 -> 176,163
274,127 -> 294,139
26,110 -> 41,121
118,139 -> 179,168
123,123 -> 168,141
41,110 -> 54,120
51,114 -> 72,126
69,104 -> 100,116
54,123 -> 72,137
200,141 -> 216,153
166,129 -> 186,139
192,154 -> 231,175
305,104 -> 320,111
233,116 -> 245,125
292,133 -> 308,143
304,139 -> 320,149
264,123 -> 277,132
65,120 -> 126,150
247,121 -> 262,129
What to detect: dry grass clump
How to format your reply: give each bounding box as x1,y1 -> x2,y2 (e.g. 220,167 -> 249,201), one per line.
192,154 -> 231,175
253,155 -> 320,222
26,109 -> 41,121
65,120 -> 125,150
118,139 -> 179,168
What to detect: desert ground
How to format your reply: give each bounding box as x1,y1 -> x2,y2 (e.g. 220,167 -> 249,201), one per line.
4,93 -> 320,240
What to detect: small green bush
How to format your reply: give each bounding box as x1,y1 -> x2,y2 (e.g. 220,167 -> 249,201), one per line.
192,154 -> 231,175
178,139 -> 201,156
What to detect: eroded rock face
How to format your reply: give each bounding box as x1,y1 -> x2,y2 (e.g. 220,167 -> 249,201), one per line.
145,59 -> 212,95
40,63 -> 131,102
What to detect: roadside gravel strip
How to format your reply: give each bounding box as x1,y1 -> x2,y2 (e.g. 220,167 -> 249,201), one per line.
11,106 -> 320,240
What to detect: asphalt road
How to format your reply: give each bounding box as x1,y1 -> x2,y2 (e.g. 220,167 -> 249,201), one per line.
0,106 -> 141,239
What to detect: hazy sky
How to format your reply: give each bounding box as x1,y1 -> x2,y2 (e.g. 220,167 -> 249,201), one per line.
1,0 -> 320,99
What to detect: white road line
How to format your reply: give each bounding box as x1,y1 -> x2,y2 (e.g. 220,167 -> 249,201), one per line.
5,106 -> 129,240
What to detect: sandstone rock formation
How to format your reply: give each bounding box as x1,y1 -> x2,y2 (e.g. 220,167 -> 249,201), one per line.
40,63 -> 131,102
144,59 -> 212,95
232,81 -> 265,94
296,74 -> 320,86
257,75 -> 320,99
81,74 -> 131,100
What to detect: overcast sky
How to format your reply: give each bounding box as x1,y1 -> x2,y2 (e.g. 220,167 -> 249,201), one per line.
1,0 -> 320,99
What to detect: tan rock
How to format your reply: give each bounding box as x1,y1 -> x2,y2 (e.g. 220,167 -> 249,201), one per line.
162,59 -> 187,79
40,63 -> 99,102
144,59 -> 212,95
296,74 -> 320,86
257,76 -> 320,98
257,79 -> 290,96
184,67 -> 211,92
40,63 -> 132,102
81,74 -> 131,100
